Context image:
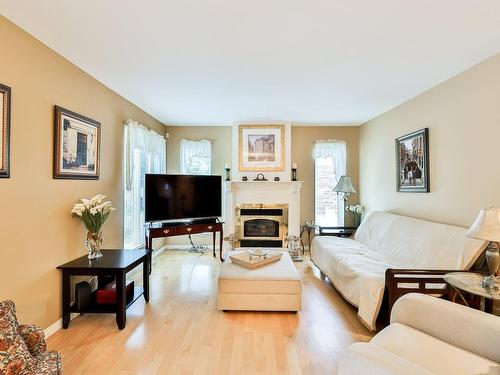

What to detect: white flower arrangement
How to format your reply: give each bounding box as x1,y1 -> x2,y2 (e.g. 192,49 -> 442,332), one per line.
346,204 -> 364,215
71,194 -> 116,233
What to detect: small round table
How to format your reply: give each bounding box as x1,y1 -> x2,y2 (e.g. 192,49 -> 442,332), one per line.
444,272 -> 500,313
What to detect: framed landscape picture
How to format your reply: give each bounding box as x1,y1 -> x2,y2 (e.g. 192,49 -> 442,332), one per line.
53,106 -> 100,179
0,83 -> 11,178
239,124 -> 285,171
396,128 -> 429,192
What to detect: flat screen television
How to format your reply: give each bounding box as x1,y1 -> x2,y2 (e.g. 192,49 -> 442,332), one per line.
145,174 -> 222,223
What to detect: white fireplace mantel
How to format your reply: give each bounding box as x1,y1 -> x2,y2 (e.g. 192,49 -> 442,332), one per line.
223,181 -> 303,238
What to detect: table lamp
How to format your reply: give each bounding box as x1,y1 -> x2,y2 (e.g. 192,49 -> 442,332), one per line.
465,207 -> 500,289
333,175 -> 357,204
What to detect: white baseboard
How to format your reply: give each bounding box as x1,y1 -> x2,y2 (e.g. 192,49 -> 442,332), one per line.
44,246 -> 168,338
44,313 -> 79,338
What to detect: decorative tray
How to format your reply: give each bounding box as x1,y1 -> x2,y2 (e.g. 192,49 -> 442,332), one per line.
229,251 -> 283,269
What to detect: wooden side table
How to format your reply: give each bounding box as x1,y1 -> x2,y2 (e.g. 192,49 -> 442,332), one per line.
57,249 -> 150,330
318,226 -> 357,237
444,272 -> 499,313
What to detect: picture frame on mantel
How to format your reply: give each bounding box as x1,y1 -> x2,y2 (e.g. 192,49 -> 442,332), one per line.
239,124 -> 285,172
395,128 -> 429,192
53,105 -> 101,180
0,83 -> 11,178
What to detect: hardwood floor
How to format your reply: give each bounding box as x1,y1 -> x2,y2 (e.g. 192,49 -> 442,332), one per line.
48,250 -> 372,374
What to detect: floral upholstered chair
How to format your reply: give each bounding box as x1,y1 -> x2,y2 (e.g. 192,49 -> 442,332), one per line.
0,300 -> 62,375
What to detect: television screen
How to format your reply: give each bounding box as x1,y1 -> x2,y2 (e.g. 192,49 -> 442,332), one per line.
145,174 -> 222,222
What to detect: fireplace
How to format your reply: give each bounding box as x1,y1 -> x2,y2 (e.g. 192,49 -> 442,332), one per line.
235,204 -> 288,247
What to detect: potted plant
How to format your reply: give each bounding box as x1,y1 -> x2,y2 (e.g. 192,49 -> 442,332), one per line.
71,194 -> 116,259
346,204 -> 364,227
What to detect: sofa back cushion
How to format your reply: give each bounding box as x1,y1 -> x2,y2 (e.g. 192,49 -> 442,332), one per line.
353,211 -> 485,269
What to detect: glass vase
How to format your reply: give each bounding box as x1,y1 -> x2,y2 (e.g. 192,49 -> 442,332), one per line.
86,231 -> 103,259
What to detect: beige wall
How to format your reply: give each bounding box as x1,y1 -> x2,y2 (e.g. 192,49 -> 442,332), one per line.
0,16 -> 165,328
359,52 -> 500,227
164,125 -> 359,237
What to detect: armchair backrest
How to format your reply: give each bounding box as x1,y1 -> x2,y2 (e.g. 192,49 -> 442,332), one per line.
391,293 -> 500,363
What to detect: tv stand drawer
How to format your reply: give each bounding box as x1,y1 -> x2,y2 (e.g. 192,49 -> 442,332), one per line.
177,224 -> 218,235
149,227 -> 178,237
148,223 -> 221,238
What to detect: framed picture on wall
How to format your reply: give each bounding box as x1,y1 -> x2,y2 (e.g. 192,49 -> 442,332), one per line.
239,124 -> 285,171
53,106 -> 101,179
0,83 -> 11,178
395,128 -> 429,192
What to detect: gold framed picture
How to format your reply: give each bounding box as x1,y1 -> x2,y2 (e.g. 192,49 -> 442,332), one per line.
239,124 -> 285,172
53,106 -> 101,179
0,83 -> 11,178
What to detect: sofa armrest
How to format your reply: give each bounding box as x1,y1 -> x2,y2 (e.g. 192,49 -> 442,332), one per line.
384,268 -> 464,314
18,324 -> 47,357
391,293 -> 500,363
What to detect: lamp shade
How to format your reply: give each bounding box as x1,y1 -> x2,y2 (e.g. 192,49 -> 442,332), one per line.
333,175 -> 357,193
465,208 -> 500,242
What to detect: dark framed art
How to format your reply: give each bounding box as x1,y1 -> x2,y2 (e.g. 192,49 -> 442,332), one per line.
53,106 -> 101,179
396,128 -> 429,192
0,83 -> 11,178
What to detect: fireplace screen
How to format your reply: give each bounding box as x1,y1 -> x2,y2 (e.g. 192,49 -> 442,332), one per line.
244,219 -> 280,238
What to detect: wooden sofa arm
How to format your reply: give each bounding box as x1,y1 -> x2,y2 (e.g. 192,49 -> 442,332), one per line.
384,269 -> 468,314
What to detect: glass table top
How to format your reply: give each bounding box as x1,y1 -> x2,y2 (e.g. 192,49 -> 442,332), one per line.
444,272 -> 500,300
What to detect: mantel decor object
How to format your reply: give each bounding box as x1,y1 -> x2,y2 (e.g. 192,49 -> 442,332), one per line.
291,162 -> 297,181
253,173 -> 267,181
466,207 -> 500,291
224,163 -> 231,181
71,194 -> 116,259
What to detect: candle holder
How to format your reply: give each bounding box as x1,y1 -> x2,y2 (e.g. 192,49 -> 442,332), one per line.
225,167 -> 231,181
291,168 -> 297,181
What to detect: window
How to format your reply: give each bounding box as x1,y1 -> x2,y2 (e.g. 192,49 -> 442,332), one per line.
180,139 -> 211,175
124,120 -> 166,248
313,141 -> 346,227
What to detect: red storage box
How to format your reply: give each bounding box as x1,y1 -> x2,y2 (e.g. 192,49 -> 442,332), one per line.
96,280 -> 134,304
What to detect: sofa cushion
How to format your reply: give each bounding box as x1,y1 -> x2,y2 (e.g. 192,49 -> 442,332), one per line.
0,300 -> 35,374
354,211 -> 485,269
371,323 -> 500,375
311,236 -> 395,330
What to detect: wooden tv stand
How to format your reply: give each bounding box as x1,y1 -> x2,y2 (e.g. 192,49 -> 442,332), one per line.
145,221 -> 224,262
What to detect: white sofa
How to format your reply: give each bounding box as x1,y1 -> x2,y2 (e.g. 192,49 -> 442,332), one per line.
311,211 -> 486,330
338,293 -> 500,375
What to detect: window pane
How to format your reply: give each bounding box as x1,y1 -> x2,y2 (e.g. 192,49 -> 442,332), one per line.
315,156 -> 338,227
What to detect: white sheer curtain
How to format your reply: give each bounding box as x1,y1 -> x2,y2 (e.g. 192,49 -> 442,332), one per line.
124,119 -> 166,248
180,139 -> 211,175
313,140 -> 347,225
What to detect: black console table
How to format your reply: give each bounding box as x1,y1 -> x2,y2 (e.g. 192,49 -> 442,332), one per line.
146,221 -> 225,261
57,249 -> 149,330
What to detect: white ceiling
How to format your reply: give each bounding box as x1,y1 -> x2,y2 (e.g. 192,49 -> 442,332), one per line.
2,1 -> 500,126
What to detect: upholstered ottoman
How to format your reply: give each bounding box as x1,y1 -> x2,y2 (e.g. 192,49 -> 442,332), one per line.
217,250 -> 302,311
